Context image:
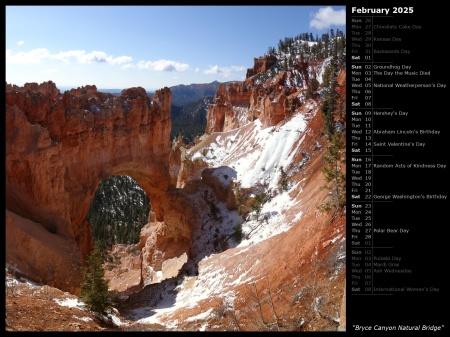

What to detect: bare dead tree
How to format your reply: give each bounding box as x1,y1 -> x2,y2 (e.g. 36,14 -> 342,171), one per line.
220,298 -> 242,331
246,279 -> 268,328
264,274 -> 281,330
231,237 -> 345,331
227,307 -> 242,331
245,220 -> 265,239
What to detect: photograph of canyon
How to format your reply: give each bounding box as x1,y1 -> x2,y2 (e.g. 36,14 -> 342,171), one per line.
5,6 -> 347,331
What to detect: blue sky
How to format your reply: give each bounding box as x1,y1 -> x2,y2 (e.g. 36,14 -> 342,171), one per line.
6,5 -> 346,91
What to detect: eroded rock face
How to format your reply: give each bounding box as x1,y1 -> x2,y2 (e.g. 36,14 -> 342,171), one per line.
206,67 -> 307,134
245,54 -> 277,78
205,82 -> 253,134
5,81 -> 193,294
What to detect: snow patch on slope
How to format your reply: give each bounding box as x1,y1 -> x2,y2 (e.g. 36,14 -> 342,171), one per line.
190,109 -> 310,191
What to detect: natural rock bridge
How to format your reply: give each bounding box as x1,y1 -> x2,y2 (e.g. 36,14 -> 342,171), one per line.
5,82 -> 195,294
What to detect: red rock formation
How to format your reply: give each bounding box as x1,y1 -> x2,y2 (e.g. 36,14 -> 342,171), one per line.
206,68 -> 307,134
5,81 -> 194,294
201,167 -> 236,210
251,71 -> 291,128
246,54 -> 277,78
205,82 -> 253,134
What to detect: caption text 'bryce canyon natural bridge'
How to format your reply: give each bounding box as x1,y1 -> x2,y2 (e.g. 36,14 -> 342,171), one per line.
6,81 -> 196,294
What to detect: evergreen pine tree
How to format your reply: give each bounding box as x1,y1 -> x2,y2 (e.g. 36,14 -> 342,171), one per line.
320,64 -> 338,138
80,244 -> 117,315
318,132 -> 346,213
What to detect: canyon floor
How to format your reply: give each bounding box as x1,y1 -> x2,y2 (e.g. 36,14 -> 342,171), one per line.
5,268 -> 162,331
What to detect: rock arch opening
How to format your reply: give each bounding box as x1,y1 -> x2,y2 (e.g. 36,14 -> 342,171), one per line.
87,175 -> 151,251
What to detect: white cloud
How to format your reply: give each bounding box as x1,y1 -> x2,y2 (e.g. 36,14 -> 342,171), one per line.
136,59 -> 189,72
109,55 -> 133,65
310,7 -> 346,30
17,40 -> 24,46
61,50 -> 133,65
204,65 -> 223,75
6,48 -> 51,64
204,65 -> 246,78
75,51 -> 133,65
6,48 -> 133,66
52,50 -> 86,63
